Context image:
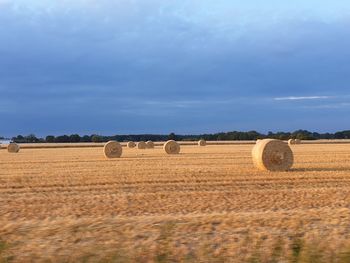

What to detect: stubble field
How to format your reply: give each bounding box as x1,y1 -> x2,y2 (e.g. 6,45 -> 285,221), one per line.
1,143 -> 350,262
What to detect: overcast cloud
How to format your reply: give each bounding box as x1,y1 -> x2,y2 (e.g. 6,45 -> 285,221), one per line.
0,0 -> 350,136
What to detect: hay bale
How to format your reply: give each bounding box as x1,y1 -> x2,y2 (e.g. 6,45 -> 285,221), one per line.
295,139 -> 301,144
103,141 -> 122,158
146,141 -> 154,149
137,141 -> 147,149
288,139 -> 295,146
163,140 -> 180,154
252,139 -> 293,171
256,139 -> 262,144
198,139 -> 206,146
7,142 -> 20,153
127,141 -> 136,148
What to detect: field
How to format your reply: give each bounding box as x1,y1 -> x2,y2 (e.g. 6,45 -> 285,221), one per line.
1,143 -> 350,262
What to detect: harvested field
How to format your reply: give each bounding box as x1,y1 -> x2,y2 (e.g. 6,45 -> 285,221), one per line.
1,139 -> 349,150
1,143 -> 350,262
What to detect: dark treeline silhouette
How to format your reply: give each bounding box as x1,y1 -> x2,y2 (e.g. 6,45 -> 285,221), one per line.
8,130 -> 350,143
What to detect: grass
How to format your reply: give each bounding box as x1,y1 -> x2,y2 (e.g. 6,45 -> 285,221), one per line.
0,239 -> 13,263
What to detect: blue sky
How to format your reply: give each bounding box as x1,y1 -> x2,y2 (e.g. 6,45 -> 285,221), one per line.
0,0 -> 349,136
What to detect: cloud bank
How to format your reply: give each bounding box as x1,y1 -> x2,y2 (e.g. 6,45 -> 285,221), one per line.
274,96 -> 332,101
0,1 -> 350,136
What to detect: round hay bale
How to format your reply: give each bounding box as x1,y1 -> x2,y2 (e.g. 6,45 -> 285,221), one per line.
294,139 -> 301,144
137,141 -> 147,149
127,141 -> 136,148
103,141 -> 122,158
198,139 -> 206,146
7,142 -> 20,153
288,139 -> 295,146
256,139 -> 262,144
163,140 -> 180,154
252,139 -> 293,171
146,140 -> 154,149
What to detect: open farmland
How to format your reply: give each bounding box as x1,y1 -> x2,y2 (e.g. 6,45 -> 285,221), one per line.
1,143 -> 350,262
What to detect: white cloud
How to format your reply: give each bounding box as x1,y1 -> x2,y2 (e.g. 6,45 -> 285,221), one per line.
273,96 -> 332,101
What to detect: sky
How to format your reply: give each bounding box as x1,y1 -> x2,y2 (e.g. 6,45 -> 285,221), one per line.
0,0 -> 350,137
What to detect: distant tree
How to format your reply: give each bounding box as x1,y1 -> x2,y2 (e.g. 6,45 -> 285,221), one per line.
342,131 -> 350,139
12,135 -> 24,143
335,132 -> 344,139
69,134 -> 81,143
46,135 -> 55,143
217,134 -> 225,141
55,135 -> 70,143
11,134 -> 40,143
335,130 -> 350,139
321,133 -> 333,139
292,130 -> 315,140
9,129 -> 350,144
25,134 -> 39,143
81,135 -> 91,142
168,132 -> 177,141
91,135 -> 103,143
247,131 -> 261,140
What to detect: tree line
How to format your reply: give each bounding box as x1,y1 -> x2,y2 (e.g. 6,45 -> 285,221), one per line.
6,130 -> 350,143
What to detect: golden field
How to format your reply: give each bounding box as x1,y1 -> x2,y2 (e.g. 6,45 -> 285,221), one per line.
1,143 -> 350,262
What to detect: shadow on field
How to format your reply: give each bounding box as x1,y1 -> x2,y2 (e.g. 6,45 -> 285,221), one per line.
291,167 -> 350,172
